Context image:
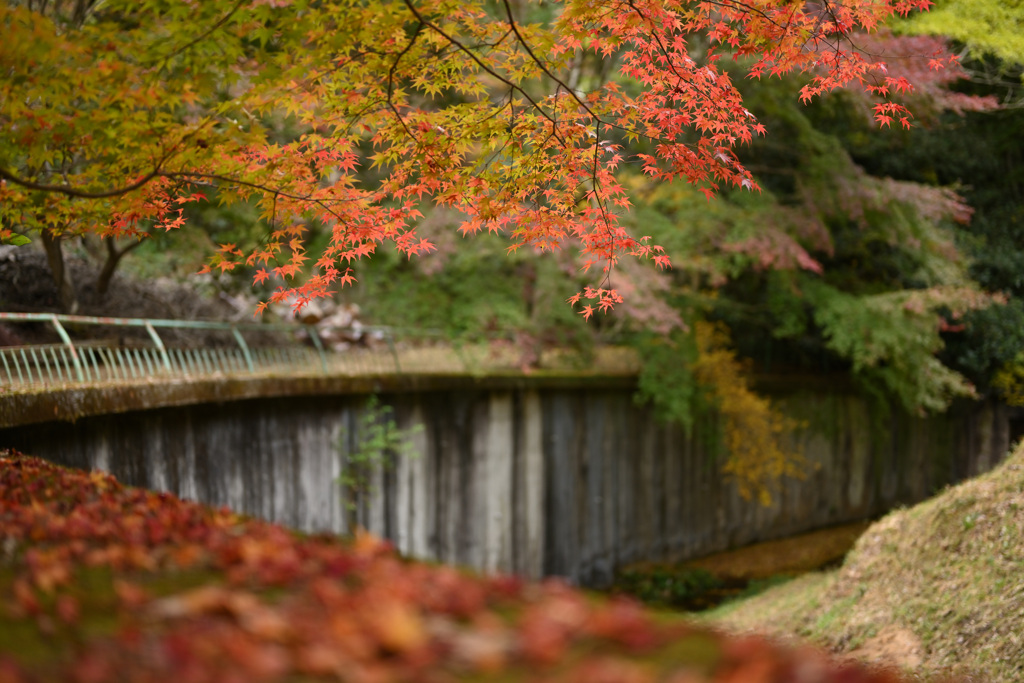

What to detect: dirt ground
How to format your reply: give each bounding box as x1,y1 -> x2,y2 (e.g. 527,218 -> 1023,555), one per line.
683,521 -> 872,581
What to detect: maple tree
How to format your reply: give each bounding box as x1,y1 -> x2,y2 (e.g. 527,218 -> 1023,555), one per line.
0,448 -> 947,681
1,0 -> 961,318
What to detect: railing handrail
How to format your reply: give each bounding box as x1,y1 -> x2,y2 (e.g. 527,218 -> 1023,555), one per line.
0,311 -> 392,334
0,311 -> 407,388
1,312 -> 616,391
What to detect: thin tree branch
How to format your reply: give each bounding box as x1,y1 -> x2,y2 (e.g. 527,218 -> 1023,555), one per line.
400,0 -> 567,144
157,0 -> 248,65
0,166 -> 164,200
500,0 -> 595,116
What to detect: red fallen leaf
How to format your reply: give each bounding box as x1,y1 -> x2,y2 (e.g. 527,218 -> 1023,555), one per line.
56,594 -> 80,624
663,670 -> 710,683
25,548 -> 71,593
567,656 -> 656,683
158,632 -> 206,683
717,658 -> 776,683
0,656 -> 28,683
365,598 -> 429,655
294,641 -> 349,677
448,614 -> 511,673
124,544 -> 157,572
113,580 -> 149,610
716,636 -> 780,683
517,613 -> 568,666
70,650 -> 115,683
586,597 -> 660,652
224,592 -> 292,642
351,528 -> 392,559
11,578 -> 40,616
88,471 -> 114,492
35,613 -> 56,637
420,566 -> 487,617
151,584 -> 228,619
718,634 -> 775,664
536,590 -> 592,630
168,543 -> 205,569
329,613 -> 377,662
220,632 -> 290,681
485,574 -> 524,600
310,576 -> 347,609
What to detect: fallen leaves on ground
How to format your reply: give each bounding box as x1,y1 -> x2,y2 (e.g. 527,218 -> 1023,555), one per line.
0,449 -> 934,682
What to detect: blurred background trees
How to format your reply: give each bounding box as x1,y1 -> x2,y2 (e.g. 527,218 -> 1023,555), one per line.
4,0 -> 1024,459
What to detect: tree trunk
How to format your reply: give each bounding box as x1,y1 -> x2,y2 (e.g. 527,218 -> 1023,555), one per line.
95,236 -> 143,298
41,230 -> 79,313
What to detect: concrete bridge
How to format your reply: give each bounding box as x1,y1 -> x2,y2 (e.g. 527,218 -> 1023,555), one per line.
0,314 -> 1013,586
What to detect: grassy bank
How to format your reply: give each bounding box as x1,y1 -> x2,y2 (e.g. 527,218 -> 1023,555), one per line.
706,442 -> 1024,682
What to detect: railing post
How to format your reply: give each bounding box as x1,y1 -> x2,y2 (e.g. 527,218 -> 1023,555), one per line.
144,322 -> 172,374
49,315 -> 85,382
384,328 -> 402,374
231,326 -> 256,373
305,325 -> 329,375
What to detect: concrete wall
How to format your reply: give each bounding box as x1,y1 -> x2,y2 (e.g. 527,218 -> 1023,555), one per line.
0,385 -> 1011,586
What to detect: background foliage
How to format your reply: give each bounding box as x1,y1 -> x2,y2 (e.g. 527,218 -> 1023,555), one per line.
4,0 -> 1024,493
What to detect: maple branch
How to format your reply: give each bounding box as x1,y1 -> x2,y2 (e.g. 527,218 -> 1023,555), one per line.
588,121 -> 628,253
623,0 -> 717,104
699,0 -> 788,31
160,171 -> 358,226
400,0 -> 567,145
0,166 -> 163,200
385,22 -> 426,144
157,0 -> 248,65
390,0 -> 712,189
500,0 -> 595,117
0,114 -> 232,203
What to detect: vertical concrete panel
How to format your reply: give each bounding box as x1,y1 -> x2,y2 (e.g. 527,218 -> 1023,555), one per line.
148,413 -> 168,493
579,394 -> 603,584
407,402 -> 431,560
651,419 -> 668,560
544,393 -> 578,578
464,398 -> 489,570
364,453 -> 388,538
271,409 -> 298,530
907,417 -> 931,502
877,408 -> 904,508
972,403 -> 996,476
178,411 -> 198,504
298,413 -> 337,533
598,395 -> 620,582
520,390 -> 545,579
846,397 -> 870,512
613,399 -> 636,567
432,395 -> 469,565
484,393 -> 514,573
93,430 -> 111,474
635,410 -> 657,562
239,406 -> 262,521
677,421 -> 696,560
327,412 -> 344,535
393,406 -> 413,557
662,422 -> 681,557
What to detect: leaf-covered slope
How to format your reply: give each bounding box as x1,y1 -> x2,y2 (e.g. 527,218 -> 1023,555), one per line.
0,449 -> 933,682
711,442 -> 1024,681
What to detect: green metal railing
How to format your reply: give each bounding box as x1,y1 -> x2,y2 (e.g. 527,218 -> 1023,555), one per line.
0,312 -> 391,389
0,313 -> 640,391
